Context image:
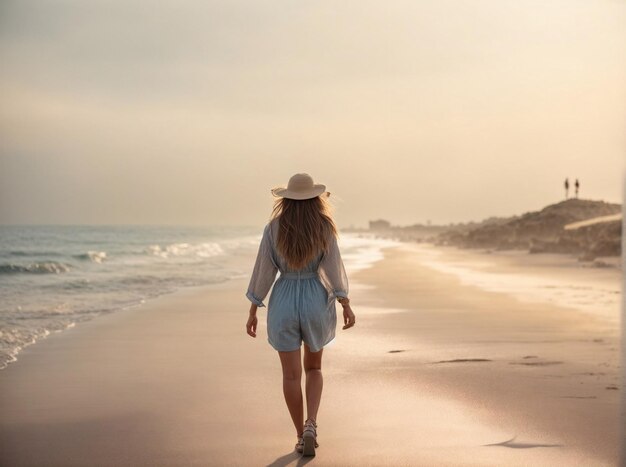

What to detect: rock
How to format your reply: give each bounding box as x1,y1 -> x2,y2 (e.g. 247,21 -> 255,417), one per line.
436,199 -> 621,258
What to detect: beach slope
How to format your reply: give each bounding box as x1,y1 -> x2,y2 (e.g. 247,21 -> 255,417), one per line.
0,243 -> 620,466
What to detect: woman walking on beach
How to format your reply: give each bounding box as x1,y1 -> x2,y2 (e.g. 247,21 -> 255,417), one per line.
245,173 -> 356,457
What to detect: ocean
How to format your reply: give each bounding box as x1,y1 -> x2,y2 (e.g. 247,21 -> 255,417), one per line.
0,225 -> 399,369
3,225 -> 618,371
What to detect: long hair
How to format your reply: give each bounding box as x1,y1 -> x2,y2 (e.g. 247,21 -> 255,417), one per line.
269,194 -> 338,270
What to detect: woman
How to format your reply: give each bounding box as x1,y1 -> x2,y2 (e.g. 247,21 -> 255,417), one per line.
245,173 -> 356,457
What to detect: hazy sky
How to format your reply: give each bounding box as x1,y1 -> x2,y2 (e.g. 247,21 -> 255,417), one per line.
1,0 -> 624,228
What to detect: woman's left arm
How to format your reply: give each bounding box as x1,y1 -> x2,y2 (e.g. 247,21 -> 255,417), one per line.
245,223 -> 278,336
246,223 -> 278,307
246,303 -> 258,337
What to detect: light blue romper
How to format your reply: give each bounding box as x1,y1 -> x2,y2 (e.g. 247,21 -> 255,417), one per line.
246,218 -> 349,352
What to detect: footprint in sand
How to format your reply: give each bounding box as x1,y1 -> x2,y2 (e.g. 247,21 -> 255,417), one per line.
559,395 -> 596,399
483,435 -> 562,449
510,361 -> 564,366
432,358 -> 492,364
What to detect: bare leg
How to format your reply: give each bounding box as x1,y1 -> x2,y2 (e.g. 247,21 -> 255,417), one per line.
278,348 -> 304,437
303,343 -> 323,423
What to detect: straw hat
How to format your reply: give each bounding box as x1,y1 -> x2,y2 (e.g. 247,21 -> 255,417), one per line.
271,173 -> 328,200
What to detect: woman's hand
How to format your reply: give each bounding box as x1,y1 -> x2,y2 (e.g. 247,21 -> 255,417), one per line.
246,310 -> 258,338
246,313 -> 257,337
342,304 -> 356,330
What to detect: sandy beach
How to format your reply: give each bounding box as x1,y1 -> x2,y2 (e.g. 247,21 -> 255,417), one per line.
0,242 -> 621,466
2,0 -> 624,465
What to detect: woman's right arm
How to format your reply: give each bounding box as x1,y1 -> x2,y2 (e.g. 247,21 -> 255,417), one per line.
319,233 -> 349,299
319,233 -> 355,329
339,297 -> 355,329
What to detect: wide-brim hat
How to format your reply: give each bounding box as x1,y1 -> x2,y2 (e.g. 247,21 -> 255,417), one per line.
271,173 -> 328,200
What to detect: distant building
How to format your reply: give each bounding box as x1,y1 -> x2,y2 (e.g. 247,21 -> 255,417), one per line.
369,219 -> 391,230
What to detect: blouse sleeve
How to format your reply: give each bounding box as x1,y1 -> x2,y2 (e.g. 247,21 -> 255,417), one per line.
246,223 -> 279,307
319,233 -> 349,300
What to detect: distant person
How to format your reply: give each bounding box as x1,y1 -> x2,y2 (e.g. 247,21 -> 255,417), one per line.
564,177 -> 569,199
575,178 -> 580,198
245,173 -> 355,457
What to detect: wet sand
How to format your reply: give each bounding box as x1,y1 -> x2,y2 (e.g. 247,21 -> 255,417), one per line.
0,242 -> 621,466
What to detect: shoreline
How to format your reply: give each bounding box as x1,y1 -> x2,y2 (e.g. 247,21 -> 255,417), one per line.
399,242 -> 621,325
3,234 -> 617,372
0,242 -> 621,466
349,242 -> 621,465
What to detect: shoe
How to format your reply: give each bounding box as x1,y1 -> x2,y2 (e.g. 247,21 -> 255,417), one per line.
295,436 -> 304,453
302,418 -> 318,457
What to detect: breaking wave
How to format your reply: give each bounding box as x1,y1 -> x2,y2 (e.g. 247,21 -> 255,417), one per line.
73,251 -> 107,263
0,262 -> 71,275
146,242 -> 223,259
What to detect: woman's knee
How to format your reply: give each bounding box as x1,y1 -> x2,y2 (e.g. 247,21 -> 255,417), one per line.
282,365 -> 302,381
303,346 -> 323,372
279,350 -> 302,381
304,366 -> 321,375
